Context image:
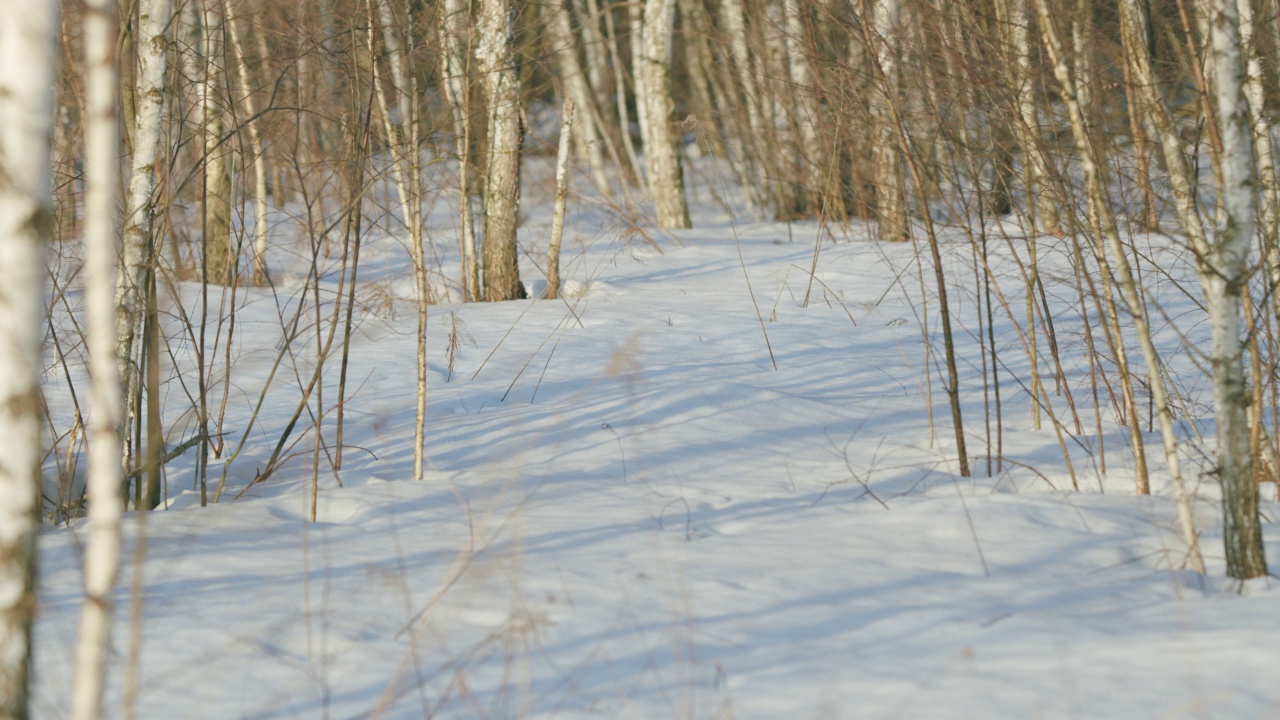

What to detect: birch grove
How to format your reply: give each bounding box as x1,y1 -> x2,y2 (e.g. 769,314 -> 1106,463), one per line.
16,6 -> 1280,704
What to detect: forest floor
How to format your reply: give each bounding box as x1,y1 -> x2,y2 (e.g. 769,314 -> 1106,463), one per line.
31,160 -> 1280,718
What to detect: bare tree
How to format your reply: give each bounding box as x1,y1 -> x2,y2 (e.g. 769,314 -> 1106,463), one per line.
868,0 -> 909,241
478,0 -> 526,300
638,0 -> 691,228
72,0 -> 125,716
116,0 -> 173,474
0,1 -> 58,716
1207,0 -> 1267,579
439,0 -> 480,300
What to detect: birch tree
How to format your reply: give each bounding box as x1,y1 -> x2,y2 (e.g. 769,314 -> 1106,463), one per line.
868,0 -> 909,241
1207,0 -> 1266,579
0,1 -> 58,716
72,0 -> 125,717
116,0 -> 173,472
199,1 -> 234,285
478,0 -> 527,300
784,0 -> 823,203
439,0 -> 479,300
638,0 -> 691,228
544,0 -> 612,196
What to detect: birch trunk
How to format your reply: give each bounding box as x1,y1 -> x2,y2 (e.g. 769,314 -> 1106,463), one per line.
478,0 -> 527,299
438,0 -> 479,300
639,0 -> 691,228
720,0 -> 773,217
870,0 -> 909,241
545,0 -> 613,195
0,1 -> 57,715
369,0 -> 429,481
784,0 -> 825,207
116,0 -> 172,473
630,0 -> 649,168
224,0 -> 269,285
1208,0 -> 1267,579
1003,0 -> 1060,236
546,99 -> 575,301
200,1 -> 234,285
1240,0 -> 1280,322
72,0 -> 124,717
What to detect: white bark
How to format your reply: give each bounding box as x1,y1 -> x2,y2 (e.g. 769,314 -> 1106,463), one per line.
72,1 -> 124,717
720,0 -> 771,216
629,0 -> 649,166
576,0 -> 611,113
0,1 -> 57,715
1005,0 -> 1059,235
438,0 -> 479,300
545,0 -> 613,195
478,0 -> 526,299
546,99 -> 575,301
1239,0 -> 1280,321
200,0 -> 233,284
116,0 -> 173,463
638,0 -> 690,228
783,0 -> 823,202
869,0 -> 909,240
1208,0 -> 1267,578
225,0 -> 269,285
368,0 -> 429,480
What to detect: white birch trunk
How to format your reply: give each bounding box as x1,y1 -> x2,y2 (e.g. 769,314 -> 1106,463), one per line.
0,1 -> 57,715
629,0 -> 649,167
1208,0 -> 1267,578
784,0 -> 824,203
545,0 -> 613,195
438,0 -> 479,300
478,0 -> 526,299
224,0 -> 270,285
546,99 -> 575,301
200,1 -> 233,284
870,0 -> 909,241
116,0 -> 173,464
576,0 -> 611,114
368,0 -> 429,481
1239,0 -> 1280,322
72,1 -> 124,717
721,0 -> 772,216
639,0 -> 691,228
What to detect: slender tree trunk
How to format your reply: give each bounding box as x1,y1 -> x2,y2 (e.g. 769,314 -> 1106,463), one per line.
478,0 -> 526,299
225,0 -> 270,285
369,0 -> 430,480
0,2 -> 58,716
784,0 -> 825,208
116,0 -> 172,475
200,1 -> 234,285
1239,0 -> 1280,323
869,0 -> 909,241
547,99 -> 575,300
721,0 -> 773,216
639,0 -> 691,228
545,0 -> 612,195
1208,0 -> 1267,579
439,0 -> 479,300
72,0 -> 125,716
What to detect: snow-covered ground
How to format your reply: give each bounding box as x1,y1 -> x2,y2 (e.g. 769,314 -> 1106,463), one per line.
32,165 -> 1280,718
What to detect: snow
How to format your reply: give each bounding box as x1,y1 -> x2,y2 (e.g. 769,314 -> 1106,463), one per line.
32,162 -> 1280,718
